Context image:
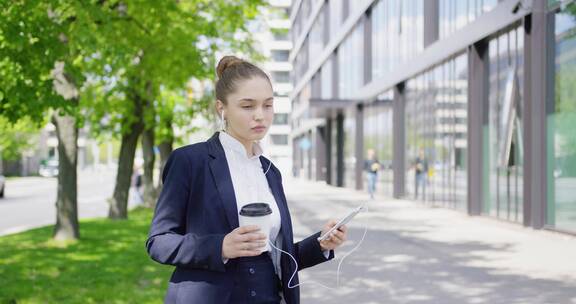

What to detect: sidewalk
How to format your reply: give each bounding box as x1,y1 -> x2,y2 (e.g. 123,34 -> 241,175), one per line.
282,178 -> 576,304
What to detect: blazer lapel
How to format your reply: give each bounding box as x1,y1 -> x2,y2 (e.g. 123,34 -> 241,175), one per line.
207,132 -> 239,230
260,157 -> 292,243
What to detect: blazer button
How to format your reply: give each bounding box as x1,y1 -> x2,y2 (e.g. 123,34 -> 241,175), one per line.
249,268 -> 255,274
251,290 -> 257,297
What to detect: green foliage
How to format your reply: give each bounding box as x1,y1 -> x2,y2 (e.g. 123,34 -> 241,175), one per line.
2,0 -> 266,143
76,0 -> 266,141
0,207 -> 172,304
0,1 -> 68,122
0,116 -> 43,161
554,57 -> 576,157
565,2 -> 576,21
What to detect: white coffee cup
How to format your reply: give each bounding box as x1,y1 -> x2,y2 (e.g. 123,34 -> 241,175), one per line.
239,202 -> 273,252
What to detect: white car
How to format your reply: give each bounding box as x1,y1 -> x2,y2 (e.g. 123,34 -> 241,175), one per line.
0,175 -> 5,198
39,159 -> 59,177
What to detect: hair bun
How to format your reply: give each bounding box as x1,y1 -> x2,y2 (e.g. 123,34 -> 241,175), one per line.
216,56 -> 244,78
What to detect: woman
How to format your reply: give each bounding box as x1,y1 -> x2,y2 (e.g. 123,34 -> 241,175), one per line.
146,56 -> 348,304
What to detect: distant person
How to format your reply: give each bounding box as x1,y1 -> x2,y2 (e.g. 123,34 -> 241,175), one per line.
414,149 -> 428,200
130,164 -> 143,205
364,149 -> 381,199
146,56 -> 348,304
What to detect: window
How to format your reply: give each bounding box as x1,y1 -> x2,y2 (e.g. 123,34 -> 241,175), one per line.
372,0 -> 424,79
273,113 -> 289,125
486,27 -> 525,222
321,59 -> 333,99
405,54 -> 468,210
309,5 -> 326,55
439,0 -> 498,39
548,4 -> 576,232
273,31 -> 289,41
271,134 -> 289,145
272,71 -> 290,83
329,0 -> 342,34
271,50 -> 290,62
338,22 -> 364,99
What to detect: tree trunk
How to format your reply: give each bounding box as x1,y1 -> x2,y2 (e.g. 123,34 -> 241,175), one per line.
108,94 -> 144,219
156,134 -> 174,193
141,126 -> 157,208
52,112 -> 79,241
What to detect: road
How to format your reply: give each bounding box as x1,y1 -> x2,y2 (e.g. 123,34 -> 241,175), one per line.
0,168 -> 119,236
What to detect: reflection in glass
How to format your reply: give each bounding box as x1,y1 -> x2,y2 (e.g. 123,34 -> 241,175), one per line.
338,23 -> 364,99
549,4 -> 576,232
485,26 -> 524,223
363,96 -> 394,197
321,60 -> 332,99
372,0 -> 423,79
404,54 -> 468,209
309,5 -> 325,56
439,0 -> 500,39
344,108 -> 356,189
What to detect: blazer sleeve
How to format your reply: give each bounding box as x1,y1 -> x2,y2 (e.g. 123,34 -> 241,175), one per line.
145,148 -> 227,272
294,232 -> 334,270
273,166 -> 335,270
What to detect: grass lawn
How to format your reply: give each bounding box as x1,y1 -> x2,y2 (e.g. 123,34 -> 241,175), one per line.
0,207 -> 173,304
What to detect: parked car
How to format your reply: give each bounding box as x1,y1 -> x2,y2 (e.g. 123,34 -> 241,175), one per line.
39,159 -> 59,177
0,175 -> 5,198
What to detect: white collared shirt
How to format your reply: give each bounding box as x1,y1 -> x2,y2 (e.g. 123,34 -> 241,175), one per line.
219,131 -> 282,261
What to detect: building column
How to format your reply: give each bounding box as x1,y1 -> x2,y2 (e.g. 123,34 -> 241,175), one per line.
307,130 -> 313,180
342,0 -> 349,22
424,0 -> 439,48
364,9 -> 372,84
336,111 -> 345,187
292,137 -> 299,178
523,0 -> 553,229
315,125 -> 327,181
332,49 -> 342,187
393,83 -> 406,198
355,104 -> 364,190
467,40 -> 489,216
323,0 -> 330,46
326,117 -> 333,185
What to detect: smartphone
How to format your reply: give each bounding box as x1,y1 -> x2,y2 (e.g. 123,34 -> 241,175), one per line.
317,205 -> 364,242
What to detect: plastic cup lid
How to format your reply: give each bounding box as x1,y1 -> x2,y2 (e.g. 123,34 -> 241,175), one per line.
239,203 -> 272,217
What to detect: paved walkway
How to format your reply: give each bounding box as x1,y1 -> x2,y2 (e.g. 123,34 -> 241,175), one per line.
282,178 -> 576,304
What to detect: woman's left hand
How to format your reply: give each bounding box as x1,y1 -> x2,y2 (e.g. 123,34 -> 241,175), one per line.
319,220 -> 348,251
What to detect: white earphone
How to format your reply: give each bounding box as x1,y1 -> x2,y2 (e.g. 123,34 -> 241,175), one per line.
220,110 -> 226,130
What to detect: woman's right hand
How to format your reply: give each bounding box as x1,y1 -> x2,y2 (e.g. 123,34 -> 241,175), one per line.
222,225 -> 267,259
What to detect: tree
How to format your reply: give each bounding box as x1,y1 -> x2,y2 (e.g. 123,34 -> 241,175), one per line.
77,0 -> 265,218
0,1 -> 86,240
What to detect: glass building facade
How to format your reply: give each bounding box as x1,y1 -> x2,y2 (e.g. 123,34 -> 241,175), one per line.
372,0 -> 424,79
439,0 -> 498,39
338,23 -> 364,99
548,3 -> 576,232
364,96 -> 394,196
290,0 -> 576,234
485,25 -> 525,222
405,54 -> 468,209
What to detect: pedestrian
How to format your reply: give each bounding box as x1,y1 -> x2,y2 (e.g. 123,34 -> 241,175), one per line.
146,56 -> 348,304
414,149 -> 428,200
130,164 -> 144,206
364,149 -> 380,199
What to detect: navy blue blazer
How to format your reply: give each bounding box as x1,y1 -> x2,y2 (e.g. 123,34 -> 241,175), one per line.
146,132 -> 334,304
